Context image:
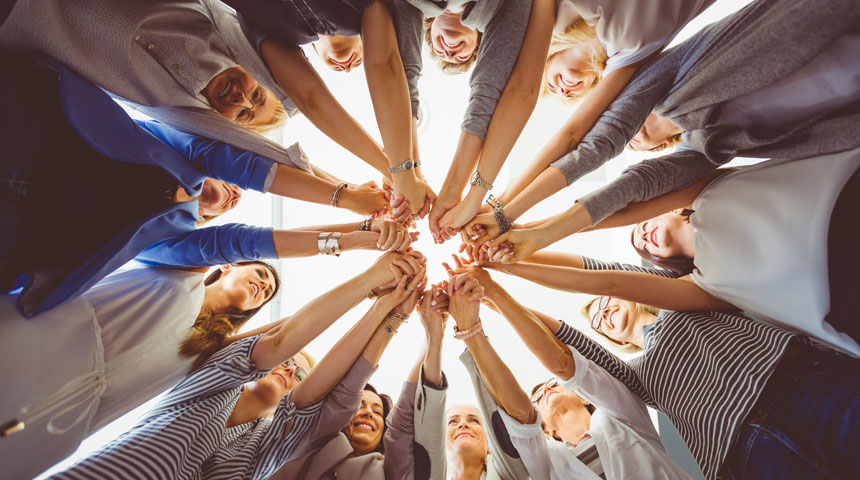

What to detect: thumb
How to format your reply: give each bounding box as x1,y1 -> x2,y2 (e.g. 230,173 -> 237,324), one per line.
486,231 -> 511,250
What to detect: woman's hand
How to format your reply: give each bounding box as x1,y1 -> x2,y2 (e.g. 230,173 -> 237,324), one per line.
392,172 -> 435,218
391,266 -> 426,316
446,273 -> 483,330
462,212 -> 501,246
427,191 -> 462,244
443,253 -> 501,300
486,227 -> 548,264
372,220 -> 417,251
371,273 -> 413,314
339,182 -> 390,217
418,283 -> 449,344
437,196 -> 482,243
366,251 -> 418,289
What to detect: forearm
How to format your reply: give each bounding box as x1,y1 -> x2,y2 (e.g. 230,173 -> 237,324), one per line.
406,342 -> 428,384
362,2 -> 413,167
503,166 -> 567,220
269,164 -> 339,205
464,333 -> 536,425
311,164 -> 345,185
289,221 -> 362,233
292,304 -> 389,407
360,315 -> 401,367
485,288 -> 572,378
252,271 -> 383,369
440,131 -> 483,198
518,250 -> 584,268
421,337 -> 443,387
498,127 -> 578,207
532,201 -> 594,248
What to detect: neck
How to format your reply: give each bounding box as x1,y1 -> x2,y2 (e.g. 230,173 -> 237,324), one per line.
556,408 -> 591,444
449,453 -> 485,480
225,388 -> 271,429
679,224 -> 697,258
630,312 -> 657,349
201,285 -> 229,315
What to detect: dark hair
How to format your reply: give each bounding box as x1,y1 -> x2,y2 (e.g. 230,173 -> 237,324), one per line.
631,209 -> 696,276
530,382 -> 596,415
423,17 -> 482,74
180,260 -> 281,370
361,383 -> 393,454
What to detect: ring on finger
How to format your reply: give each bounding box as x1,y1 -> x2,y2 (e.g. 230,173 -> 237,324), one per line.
405,287 -> 414,293
396,230 -> 403,235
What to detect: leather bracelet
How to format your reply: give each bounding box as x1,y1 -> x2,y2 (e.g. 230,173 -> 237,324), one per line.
453,318 -> 484,340
331,183 -> 348,207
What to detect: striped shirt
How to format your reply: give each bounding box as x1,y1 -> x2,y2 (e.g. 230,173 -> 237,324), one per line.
554,257 -> 801,479
53,336 -> 324,480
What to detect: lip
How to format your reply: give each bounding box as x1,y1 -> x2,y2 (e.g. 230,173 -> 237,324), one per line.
272,372 -> 288,390
353,420 -> 375,432
441,37 -> 463,49
219,79 -> 233,100
649,227 -> 659,247
250,281 -> 260,299
334,52 -> 356,69
606,309 -> 617,329
454,431 -> 474,440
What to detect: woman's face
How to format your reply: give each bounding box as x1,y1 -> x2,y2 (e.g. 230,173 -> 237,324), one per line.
313,35 -> 364,72
211,263 -> 277,312
430,12 -> 479,64
343,390 -> 386,454
257,353 -> 311,398
531,381 -> 589,442
627,114 -> 683,151
201,66 -> 278,128
586,297 -> 640,344
197,179 -> 242,217
544,46 -> 598,99
446,405 -> 488,458
633,212 -> 693,259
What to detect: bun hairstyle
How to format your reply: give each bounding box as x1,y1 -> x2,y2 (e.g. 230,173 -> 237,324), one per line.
180,260 -> 281,370
423,17 -> 482,74
631,209 -> 696,276
362,383 -> 393,454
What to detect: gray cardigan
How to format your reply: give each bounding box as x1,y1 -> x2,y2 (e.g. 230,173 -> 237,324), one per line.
549,0 -> 860,223
386,0 -> 532,139
271,361 -> 447,480
0,0 -> 310,172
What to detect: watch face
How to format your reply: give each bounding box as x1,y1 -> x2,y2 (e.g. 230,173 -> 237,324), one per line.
405,160 -> 414,169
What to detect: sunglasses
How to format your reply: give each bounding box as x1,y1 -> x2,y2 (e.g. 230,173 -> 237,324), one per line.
530,378 -> 561,405
590,296 -> 611,331
283,358 -> 307,382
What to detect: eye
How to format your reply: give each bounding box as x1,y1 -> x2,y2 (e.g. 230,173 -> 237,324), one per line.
252,87 -> 263,105
447,418 -> 457,425
469,418 -> 479,424
236,109 -> 250,124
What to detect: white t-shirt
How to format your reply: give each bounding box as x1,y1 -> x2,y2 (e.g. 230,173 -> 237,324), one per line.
500,347 -> 690,480
554,0 -> 715,75
0,267 -> 202,479
691,149 -> 860,356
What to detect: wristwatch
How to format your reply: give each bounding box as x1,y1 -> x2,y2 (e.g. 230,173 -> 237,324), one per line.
389,159 -> 421,173
470,170 -> 493,191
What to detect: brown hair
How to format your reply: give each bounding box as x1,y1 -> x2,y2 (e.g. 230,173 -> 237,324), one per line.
541,18 -> 607,101
243,97 -> 288,135
630,209 -> 696,276
423,17 -> 482,75
180,260 -> 281,370
357,383 -> 392,454
579,298 -> 659,353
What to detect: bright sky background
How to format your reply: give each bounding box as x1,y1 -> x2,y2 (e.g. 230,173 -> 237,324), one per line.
39,1 -> 756,477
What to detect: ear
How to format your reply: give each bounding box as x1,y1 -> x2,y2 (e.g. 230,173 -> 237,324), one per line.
219,264 -> 231,274
671,208 -> 685,215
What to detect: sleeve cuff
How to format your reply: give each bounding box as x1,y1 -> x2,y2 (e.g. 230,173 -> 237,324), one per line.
554,321 -> 578,345
340,356 -> 378,392
497,408 -> 544,439
258,228 -> 278,258
260,161 -> 278,193
560,346 -> 589,391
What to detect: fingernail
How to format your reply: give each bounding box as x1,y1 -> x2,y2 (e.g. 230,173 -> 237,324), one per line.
431,301 -> 436,306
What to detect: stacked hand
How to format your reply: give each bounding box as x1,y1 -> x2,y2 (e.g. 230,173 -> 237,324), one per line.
391,172 -> 435,220
446,272 -> 484,331
367,250 -> 426,291
486,228 -> 545,264
344,220 -> 417,253
417,282 -> 449,344
340,181 -> 389,217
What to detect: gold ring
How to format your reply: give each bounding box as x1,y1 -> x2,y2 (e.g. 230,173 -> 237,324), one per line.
396,230 -> 403,235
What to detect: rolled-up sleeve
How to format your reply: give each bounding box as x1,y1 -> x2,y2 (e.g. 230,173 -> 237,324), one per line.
137,120 -> 275,192
461,0 -> 531,139
136,224 -> 277,266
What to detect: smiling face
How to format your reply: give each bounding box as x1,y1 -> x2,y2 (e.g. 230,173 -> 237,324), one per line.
633,211 -> 694,260
313,35 -> 364,72
429,12 -> 479,64
544,46 -> 599,99
586,297 -> 641,345
343,389 -> 386,455
256,353 -> 311,399
208,263 -> 277,313
201,66 -> 278,128
627,114 -> 684,151
197,179 -> 242,217
446,405 -> 489,460
531,381 -> 590,443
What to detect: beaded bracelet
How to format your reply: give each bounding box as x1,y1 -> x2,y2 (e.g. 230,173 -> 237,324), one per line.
359,217 -> 373,232
453,318 -> 484,340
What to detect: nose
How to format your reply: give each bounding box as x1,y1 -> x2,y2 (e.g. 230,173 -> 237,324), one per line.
229,90 -> 253,109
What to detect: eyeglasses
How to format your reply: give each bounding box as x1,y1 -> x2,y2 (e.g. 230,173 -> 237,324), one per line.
590,296 -> 611,331
530,378 -> 560,405
283,358 -> 307,383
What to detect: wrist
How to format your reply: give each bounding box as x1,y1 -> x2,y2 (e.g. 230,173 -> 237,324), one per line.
464,186 -> 486,204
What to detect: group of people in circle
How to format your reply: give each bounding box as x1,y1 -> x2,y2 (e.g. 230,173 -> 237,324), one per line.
1,0 -> 858,478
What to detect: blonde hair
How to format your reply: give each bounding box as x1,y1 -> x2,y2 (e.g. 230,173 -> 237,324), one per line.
180,261 -> 280,370
297,350 -> 316,371
243,100 -> 287,135
580,297 -> 659,354
423,17 -> 481,75
542,19 -> 608,102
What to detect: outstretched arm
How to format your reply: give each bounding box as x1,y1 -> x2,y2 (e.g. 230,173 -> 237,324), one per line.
448,273 -> 537,425
260,40 -> 391,178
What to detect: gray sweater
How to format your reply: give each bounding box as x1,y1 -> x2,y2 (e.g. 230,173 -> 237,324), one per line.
550,0 -> 860,223
387,0 -> 532,139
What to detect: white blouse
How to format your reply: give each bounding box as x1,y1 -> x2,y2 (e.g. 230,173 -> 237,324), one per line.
691,149 -> 860,356
0,267 -> 202,479
500,347 -> 689,480
554,0 -> 715,75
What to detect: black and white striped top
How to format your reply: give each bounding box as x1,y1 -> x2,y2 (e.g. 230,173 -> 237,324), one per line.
53,336 -> 324,480
554,257 -> 801,480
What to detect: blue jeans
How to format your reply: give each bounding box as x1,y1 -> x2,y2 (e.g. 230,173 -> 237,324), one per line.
723,342 -> 860,479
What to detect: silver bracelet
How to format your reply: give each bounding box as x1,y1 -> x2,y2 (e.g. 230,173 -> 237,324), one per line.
318,232 -> 333,255
494,205 -> 513,234
470,171 -> 493,191
324,232 -> 342,256
386,312 -> 410,325
331,183 -> 348,207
